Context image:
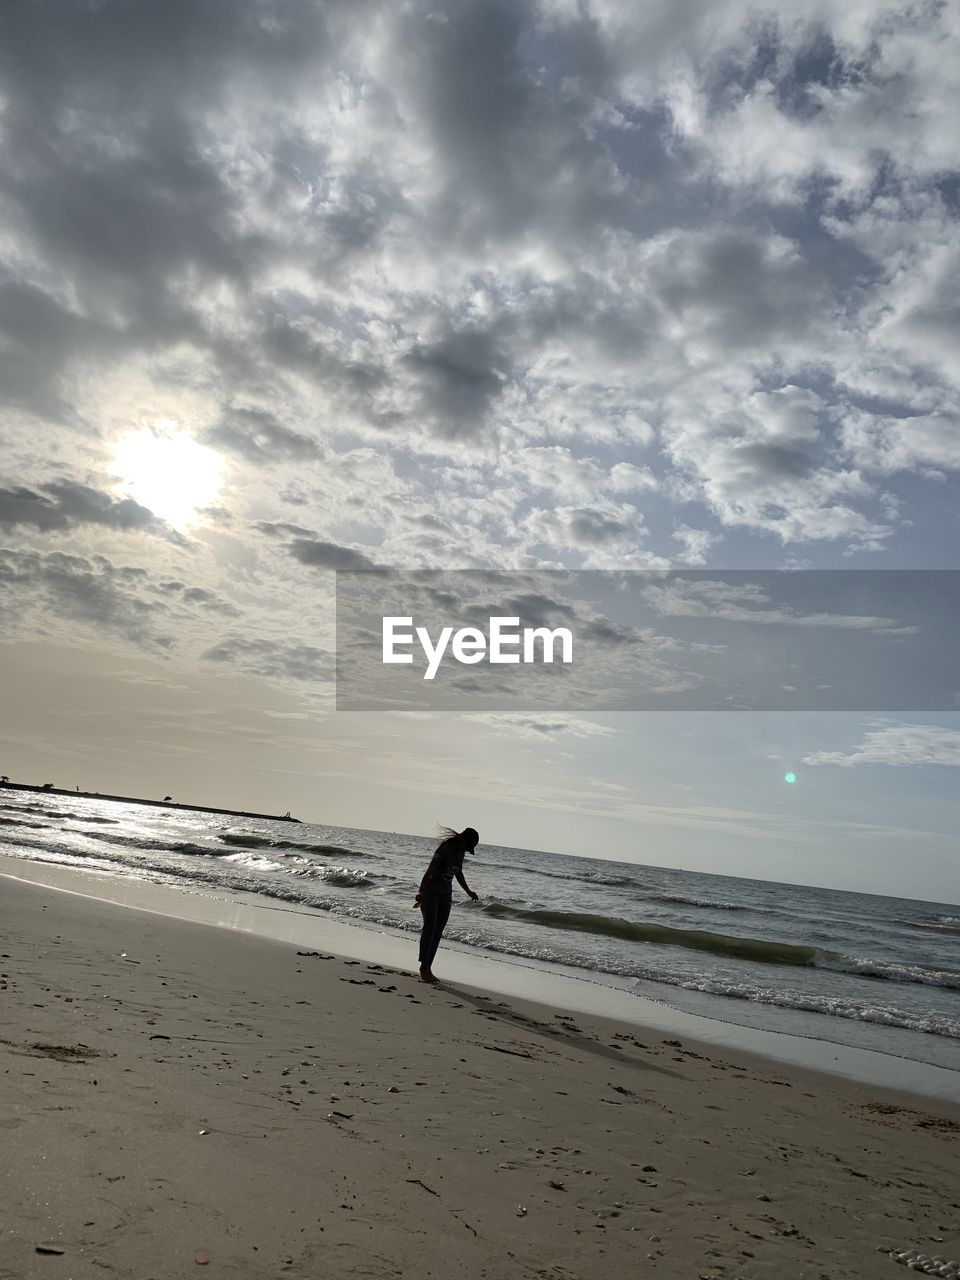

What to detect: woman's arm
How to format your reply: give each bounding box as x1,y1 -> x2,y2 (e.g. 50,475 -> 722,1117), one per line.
417,855 -> 440,898
455,870 -> 479,901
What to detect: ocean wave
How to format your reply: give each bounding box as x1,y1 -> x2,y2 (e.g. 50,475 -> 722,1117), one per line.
634,971 -> 960,1041
0,844 -> 150,878
105,856 -> 387,911
503,863 -> 771,907
645,892 -> 751,912
480,901 -> 823,967
75,828 -> 362,861
907,915 -> 960,934
290,864 -> 377,888
2,836 -> 384,905
217,832 -> 374,859
0,802 -> 54,816
0,802 -> 118,823
515,864 -> 643,889
78,831 -> 228,857
221,851 -> 286,872
435,923 -> 960,1041
815,954 -> 960,991
168,841 -> 229,856
277,840 -> 373,858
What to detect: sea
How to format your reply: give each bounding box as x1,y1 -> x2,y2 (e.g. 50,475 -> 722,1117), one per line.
2,790 -> 959,1074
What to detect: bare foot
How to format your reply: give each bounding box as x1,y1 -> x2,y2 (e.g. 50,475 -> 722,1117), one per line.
419,966 -> 438,983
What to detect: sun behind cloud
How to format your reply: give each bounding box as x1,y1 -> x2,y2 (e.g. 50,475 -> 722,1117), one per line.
112,424 -> 223,528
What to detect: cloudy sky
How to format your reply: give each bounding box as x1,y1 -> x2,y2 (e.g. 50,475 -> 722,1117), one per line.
1,0 -> 958,900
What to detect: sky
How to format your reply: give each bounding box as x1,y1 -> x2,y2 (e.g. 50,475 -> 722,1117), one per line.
0,0 -> 958,902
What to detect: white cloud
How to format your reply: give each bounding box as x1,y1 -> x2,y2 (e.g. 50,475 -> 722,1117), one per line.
468,713 -> 615,740
841,409 -> 960,476
508,447 -> 657,502
641,578 -> 910,632
525,501 -> 647,551
804,723 -> 960,767
671,525 -> 720,565
1,0 -> 959,673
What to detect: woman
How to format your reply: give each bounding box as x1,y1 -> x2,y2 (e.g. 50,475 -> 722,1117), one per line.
414,826 -> 480,982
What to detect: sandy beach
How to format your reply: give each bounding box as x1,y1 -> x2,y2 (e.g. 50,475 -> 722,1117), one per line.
2,872 -> 959,1280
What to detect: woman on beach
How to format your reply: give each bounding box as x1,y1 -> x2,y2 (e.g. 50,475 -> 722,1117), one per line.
414,826 -> 480,982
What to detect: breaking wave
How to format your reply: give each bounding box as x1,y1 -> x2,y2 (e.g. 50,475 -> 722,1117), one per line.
217,832 -> 374,859
634,971 -> 960,1041
480,902 -> 822,967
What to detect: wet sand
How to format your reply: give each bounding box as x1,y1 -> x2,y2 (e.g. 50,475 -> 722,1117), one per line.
2,872 -> 959,1279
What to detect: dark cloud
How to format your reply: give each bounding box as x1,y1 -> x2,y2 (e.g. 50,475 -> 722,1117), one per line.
0,2 -> 335,111
253,522 -> 381,569
402,326 -> 507,438
0,543 -> 244,649
403,513 -> 454,533
0,282 -> 120,418
0,546 -> 172,648
449,676 -> 517,694
0,2 -> 349,423
650,228 -> 832,353
0,0 -> 956,578
254,520 -> 317,539
526,505 -> 645,551
202,410 -> 324,463
469,712 -> 615,740
201,635 -> 332,685
725,441 -> 819,483
258,320 -> 388,407
498,591 -> 578,628
0,482 -> 165,535
374,577 -> 580,631
289,538 -> 379,571
579,616 -> 639,647
399,0 -> 627,243
147,581 -> 236,614
565,508 -> 639,546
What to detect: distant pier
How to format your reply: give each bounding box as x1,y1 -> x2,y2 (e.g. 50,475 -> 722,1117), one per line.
0,782 -> 301,824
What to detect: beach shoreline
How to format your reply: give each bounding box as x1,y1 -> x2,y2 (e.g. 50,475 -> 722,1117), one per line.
3,867 -> 960,1279
3,852 -> 959,1105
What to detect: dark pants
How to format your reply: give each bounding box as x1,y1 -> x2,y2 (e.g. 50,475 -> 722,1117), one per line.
418,895 -> 451,967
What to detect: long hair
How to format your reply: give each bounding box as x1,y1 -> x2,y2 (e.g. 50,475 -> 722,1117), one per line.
435,824 -> 478,848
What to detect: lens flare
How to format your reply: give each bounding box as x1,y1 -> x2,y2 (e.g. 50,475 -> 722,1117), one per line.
784,771 -> 797,784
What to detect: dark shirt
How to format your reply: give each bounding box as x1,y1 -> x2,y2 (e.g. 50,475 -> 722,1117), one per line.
421,838 -> 463,899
